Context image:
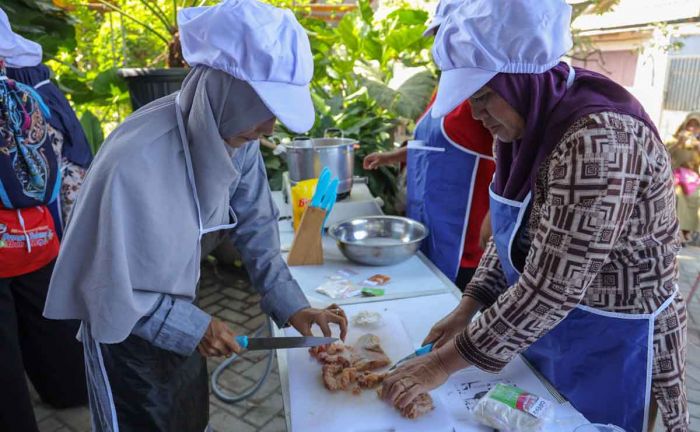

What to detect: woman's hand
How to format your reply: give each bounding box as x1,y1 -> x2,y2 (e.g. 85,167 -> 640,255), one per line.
422,297 -> 481,349
381,343 -> 469,410
289,304 -> 348,341
197,318 -> 241,358
363,152 -> 384,170
363,148 -> 407,170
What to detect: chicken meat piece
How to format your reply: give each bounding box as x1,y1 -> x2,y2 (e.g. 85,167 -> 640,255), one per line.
321,366 -> 386,392
376,387 -> 435,419
310,334 -> 390,371
311,334 -> 392,398
322,364 -> 358,391
350,334 -> 391,371
312,334 -> 432,420
309,342 -> 343,359
401,393 -> 434,419
356,371 -> 386,389
310,343 -> 352,367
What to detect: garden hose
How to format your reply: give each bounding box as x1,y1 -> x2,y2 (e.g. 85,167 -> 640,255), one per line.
211,317 -> 275,403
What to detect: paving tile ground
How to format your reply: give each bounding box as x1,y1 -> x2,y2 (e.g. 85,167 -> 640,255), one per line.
30,248 -> 700,431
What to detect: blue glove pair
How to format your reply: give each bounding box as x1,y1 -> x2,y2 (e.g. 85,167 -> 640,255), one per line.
309,167 -> 339,231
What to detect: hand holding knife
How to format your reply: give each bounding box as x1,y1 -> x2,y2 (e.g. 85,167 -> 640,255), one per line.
388,343 -> 434,371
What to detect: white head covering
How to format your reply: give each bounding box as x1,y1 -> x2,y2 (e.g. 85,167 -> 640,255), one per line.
431,0 -> 572,117
423,0 -> 464,37
178,0 -> 315,133
0,8 -> 42,68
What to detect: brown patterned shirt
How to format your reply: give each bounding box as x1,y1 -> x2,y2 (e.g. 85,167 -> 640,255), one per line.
457,112 -> 688,429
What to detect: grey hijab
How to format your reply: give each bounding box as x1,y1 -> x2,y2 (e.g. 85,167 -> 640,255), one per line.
178,66 -> 273,229
45,66 -> 273,343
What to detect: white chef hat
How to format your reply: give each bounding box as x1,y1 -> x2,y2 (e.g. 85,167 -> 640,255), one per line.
423,0 -> 465,37
178,0 -> 315,133
431,0 -> 573,118
0,8 -> 42,68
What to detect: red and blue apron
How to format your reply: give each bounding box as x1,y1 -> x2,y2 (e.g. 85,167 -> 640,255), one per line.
406,104 -> 493,282
489,65 -> 676,432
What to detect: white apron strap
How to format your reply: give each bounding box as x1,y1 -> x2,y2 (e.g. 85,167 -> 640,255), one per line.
643,285 -> 679,431
174,92 -> 205,234
566,63 -> 576,89
175,92 -> 238,236
652,285 -> 679,319
34,79 -> 50,90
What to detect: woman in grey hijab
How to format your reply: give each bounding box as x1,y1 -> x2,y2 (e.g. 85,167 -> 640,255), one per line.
44,1 -> 346,430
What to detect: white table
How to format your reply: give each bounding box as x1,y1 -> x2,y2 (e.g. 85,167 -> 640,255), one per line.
270,190 -> 588,431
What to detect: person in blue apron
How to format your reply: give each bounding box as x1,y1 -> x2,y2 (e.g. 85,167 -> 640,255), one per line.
382,1 -> 688,431
44,1 -> 348,431
363,0 -> 495,289
364,98 -> 495,288
0,12 -> 89,432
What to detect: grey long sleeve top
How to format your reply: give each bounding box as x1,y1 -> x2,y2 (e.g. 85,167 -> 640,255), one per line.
133,141 -> 309,355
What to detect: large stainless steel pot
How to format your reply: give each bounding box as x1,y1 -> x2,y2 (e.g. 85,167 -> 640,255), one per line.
275,130 -> 357,196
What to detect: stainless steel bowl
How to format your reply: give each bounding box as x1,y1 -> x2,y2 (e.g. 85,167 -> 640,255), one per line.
328,216 -> 428,266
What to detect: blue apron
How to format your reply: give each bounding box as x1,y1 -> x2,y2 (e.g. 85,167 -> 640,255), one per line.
488,66 -> 677,432
406,107 -> 481,281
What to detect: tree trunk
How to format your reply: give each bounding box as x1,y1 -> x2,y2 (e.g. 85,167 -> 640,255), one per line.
167,32 -> 186,68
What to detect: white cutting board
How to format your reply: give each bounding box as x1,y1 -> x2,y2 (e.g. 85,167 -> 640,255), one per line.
284,311 -> 453,432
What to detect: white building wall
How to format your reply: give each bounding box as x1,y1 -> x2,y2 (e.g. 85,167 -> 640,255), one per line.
572,33 -> 670,126
659,27 -> 700,139
632,29 -> 672,128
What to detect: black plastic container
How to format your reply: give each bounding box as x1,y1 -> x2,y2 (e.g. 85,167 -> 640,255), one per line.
118,68 -> 188,110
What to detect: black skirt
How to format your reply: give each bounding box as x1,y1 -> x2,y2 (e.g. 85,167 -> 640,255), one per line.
99,334 -> 209,432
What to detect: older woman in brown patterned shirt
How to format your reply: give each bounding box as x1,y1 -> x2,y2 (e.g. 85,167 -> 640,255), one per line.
381,1 -> 688,431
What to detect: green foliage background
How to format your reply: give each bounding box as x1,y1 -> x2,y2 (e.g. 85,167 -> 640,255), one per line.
3,0 -> 618,213
6,0 -> 437,213
266,0 -> 437,211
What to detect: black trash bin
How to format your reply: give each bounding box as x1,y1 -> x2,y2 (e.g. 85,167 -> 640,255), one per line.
119,68 -> 188,111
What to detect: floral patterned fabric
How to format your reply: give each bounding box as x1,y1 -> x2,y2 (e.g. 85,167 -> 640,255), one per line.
49,124 -> 86,223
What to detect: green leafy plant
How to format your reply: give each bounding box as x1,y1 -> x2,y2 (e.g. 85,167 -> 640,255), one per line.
1,1 -> 120,151
1,0 -> 76,59
88,0 -> 210,67
8,0 -> 436,212
268,0 -> 437,213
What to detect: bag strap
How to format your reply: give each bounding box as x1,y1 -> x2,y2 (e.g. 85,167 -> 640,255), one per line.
15,209 -> 32,253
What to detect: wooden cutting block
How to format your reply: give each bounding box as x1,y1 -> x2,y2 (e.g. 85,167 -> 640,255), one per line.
287,206 -> 326,266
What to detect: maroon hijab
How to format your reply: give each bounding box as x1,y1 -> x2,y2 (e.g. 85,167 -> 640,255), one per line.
488,62 -> 660,201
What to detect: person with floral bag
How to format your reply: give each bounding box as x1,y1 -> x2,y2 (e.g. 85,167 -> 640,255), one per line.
0,38 -> 87,432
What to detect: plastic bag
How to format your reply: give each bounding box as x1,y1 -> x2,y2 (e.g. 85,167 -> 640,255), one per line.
473,384 -> 553,432
315,278 -> 361,299
291,178 -> 318,231
361,274 -> 391,286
